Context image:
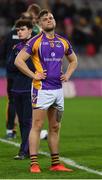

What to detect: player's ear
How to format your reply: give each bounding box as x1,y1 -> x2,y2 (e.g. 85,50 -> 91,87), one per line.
29,29 -> 32,34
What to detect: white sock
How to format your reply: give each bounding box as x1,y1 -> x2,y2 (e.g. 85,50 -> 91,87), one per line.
6,129 -> 13,134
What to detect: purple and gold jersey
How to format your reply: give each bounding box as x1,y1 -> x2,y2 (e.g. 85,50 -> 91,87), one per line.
25,32 -> 73,90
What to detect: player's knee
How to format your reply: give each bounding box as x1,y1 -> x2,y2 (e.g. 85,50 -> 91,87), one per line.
32,119 -> 43,132
50,123 -> 60,133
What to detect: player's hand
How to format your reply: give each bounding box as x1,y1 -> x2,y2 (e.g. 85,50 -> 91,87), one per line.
60,74 -> 68,82
34,70 -> 47,80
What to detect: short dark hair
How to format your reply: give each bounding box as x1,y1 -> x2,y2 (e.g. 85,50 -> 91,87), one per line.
27,3 -> 41,16
15,19 -> 33,29
38,9 -> 50,19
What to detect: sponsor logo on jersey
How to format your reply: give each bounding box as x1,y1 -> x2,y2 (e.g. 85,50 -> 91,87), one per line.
51,52 -> 55,57
56,41 -> 61,47
42,42 -> 49,45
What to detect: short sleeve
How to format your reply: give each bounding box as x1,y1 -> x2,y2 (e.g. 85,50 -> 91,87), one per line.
65,40 -> 73,56
24,37 -> 36,55
24,43 -> 33,55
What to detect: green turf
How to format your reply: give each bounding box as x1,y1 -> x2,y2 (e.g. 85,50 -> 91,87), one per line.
0,96 -> 102,179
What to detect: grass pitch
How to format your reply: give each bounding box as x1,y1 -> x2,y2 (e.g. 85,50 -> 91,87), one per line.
0,96 -> 102,179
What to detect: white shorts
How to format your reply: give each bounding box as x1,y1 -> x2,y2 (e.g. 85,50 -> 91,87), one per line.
31,87 -> 64,111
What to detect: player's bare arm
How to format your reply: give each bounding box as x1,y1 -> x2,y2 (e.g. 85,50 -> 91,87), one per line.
14,48 -> 46,80
60,51 -> 78,82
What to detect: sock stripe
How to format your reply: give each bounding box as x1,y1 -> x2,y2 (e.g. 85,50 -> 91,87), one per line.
30,154 -> 38,166
52,161 -> 59,164
30,154 -> 38,157
51,154 -> 59,156
51,153 -> 60,166
31,162 -> 38,166
52,159 -> 59,162
31,157 -> 37,159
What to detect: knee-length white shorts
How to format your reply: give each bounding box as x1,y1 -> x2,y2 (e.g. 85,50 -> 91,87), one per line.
31,87 -> 64,111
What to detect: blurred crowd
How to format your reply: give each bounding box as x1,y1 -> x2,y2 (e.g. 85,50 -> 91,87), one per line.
51,0 -> 102,56
0,0 -> 102,67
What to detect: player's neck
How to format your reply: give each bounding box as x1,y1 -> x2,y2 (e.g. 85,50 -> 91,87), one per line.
44,30 -> 55,39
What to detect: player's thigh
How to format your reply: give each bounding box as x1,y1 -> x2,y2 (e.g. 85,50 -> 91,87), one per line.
55,88 -> 64,111
32,109 -> 47,128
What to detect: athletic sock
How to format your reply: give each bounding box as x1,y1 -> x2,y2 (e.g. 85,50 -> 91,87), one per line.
51,153 -> 60,166
30,154 -> 38,166
6,129 -> 13,134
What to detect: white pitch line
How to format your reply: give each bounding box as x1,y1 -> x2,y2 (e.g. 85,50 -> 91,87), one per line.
0,138 -> 102,176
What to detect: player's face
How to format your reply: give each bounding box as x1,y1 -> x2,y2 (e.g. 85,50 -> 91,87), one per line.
16,26 -> 32,40
40,13 -> 56,32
